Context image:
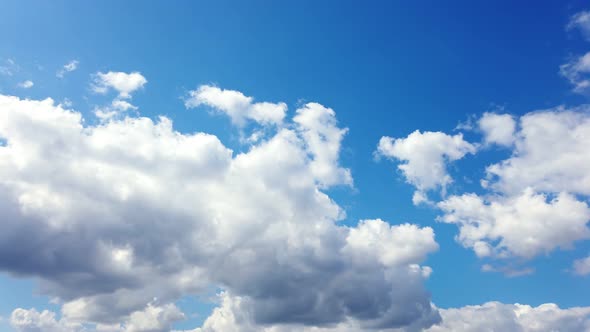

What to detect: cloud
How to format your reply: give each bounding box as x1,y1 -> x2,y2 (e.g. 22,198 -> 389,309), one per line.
56,60 -> 79,78
0,58 -> 18,76
573,254 -> 590,276
17,80 -> 34,89
426,302 -> 590,332
438,188 -> 590,259
376,130 -> 476,203
478,112 -> 516,147
485,107 -> 590,196
560,52 -> 590,94
92,71 -> 147,98
185,85 -> 286,126
10,308 -> 82,332
0,92 -> 439,330
567,10 -> 590,41
10,303 -> 184,332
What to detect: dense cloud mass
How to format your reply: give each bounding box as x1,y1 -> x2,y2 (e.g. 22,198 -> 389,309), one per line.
0,92 -> 440,331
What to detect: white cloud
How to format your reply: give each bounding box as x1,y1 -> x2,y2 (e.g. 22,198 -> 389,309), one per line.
478,112 -> 516,146
185,85 -> 286,126
56,60 -> 79,78
293,102 -> 352,187
426,302 -> 590,332
573,254 -> 590,276
10,303 -> 184,332
10,308 -> 82,332
438,188 -> 590,259
17,80 -> 34,89
567,10 -> 590,41
92,71 -> 147,98
95,99 -> 139,121
485,108 -> 590,196
376,130 -> 476,202
176,298 -> 590,332
560,52 -> 590,94
0,92 -> 439,330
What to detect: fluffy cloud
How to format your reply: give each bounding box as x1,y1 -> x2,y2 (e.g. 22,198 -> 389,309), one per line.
427,302 -> 590,332
17,80 -> 34,89
11,303 -> 184,332
438,189 -> 590,259
0,92 -> 438,330
10,308 -> 82,332
573,254 -> 590,276
484,108 -> 590,196
92,71 -> 147,98
478,112 -> 516,147
56,60 -> 79,78
376,131 -> 476,202
432,108 -> 590,263
185,85 -> 286,126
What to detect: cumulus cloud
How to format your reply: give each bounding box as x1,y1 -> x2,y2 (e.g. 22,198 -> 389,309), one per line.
426,302 -> 590,332
185,85 -> 287,126
573,254 -> 590,276
0,92 -> 439,331
485,108 -> 590,196
376,131 -> 476,203
56,60 -> 79,78
438,189 -> 590,259
17,80 -> 34,89
478,112 -> 516,147
11,303 -> 184,332
10,308 -> 82,332
92,71 -> 147,98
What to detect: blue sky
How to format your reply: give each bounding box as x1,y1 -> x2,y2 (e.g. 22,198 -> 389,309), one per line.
1,1 -> 590,331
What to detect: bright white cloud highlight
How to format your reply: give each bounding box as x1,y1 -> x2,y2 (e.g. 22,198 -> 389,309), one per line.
438,189 -> 590,259
185,85 -> 286,126
485,108 -> 590,196
376,130 -> 476,201
478,112 -> 516,146
92,71 -> 147,98
426,302 -> 590,332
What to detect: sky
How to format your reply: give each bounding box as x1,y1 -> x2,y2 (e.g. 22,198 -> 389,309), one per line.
1,0 -> 590,331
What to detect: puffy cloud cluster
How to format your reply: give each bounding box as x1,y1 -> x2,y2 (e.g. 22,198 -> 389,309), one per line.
92,71 -> 147,120
0,90 -> 439,331
185,85 -> 286,126
427,302 -> 590,332
376,131 -> 476,204
442,109 -> 590,261
378,107 -> 590,267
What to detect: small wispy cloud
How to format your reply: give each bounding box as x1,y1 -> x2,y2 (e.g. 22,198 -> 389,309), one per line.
17,80 -> 34,89
0,58 -> 18,76
56,59 -> 79,78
